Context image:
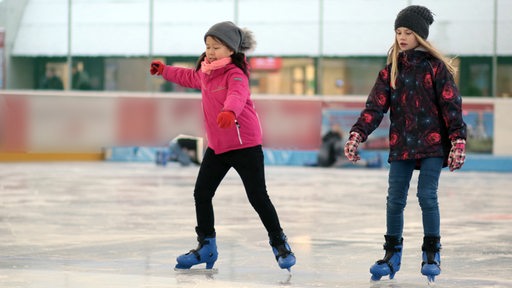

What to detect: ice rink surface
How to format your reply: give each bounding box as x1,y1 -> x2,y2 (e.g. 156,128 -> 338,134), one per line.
0,162 -> 511,288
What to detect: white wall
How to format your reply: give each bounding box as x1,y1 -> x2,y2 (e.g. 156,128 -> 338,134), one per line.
10,0 -> 512,57
493,99 -> 512,155
1,91 -> 510,155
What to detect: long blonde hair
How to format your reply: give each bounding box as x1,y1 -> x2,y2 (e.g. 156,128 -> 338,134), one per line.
387,32 -> 457,89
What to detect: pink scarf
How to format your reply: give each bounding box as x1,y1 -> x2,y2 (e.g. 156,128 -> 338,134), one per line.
201,57 -> 232,74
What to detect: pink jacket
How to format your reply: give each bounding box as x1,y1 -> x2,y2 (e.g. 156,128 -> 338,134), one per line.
162,63 -> 262,154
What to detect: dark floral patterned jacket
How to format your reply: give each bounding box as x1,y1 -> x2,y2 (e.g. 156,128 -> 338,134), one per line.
350,49 -> 467,167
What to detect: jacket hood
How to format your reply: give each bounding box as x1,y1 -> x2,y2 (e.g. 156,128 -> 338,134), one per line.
399,49 -> 432,65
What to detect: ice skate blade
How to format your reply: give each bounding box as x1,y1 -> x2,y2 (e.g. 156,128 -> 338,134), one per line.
174,267 -> 219,275
427,275 -> 436,285
370,272 -> 395,282
369,278 -> 398,287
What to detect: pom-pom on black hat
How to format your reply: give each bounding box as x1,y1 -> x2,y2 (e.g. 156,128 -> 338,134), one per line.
204,21 -> 256,53
394,5 -> 434,39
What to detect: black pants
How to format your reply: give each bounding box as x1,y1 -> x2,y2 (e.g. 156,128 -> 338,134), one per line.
193,145 -> 283,238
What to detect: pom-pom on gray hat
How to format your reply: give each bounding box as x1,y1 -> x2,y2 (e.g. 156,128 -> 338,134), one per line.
394,5 -> 434,39
204,21 -> 256,53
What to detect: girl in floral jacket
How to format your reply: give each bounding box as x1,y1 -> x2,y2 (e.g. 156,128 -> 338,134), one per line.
344,5 -> 466,283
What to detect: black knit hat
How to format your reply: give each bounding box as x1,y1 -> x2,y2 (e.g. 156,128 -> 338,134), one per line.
394,5 -> 434,39
204,21 -> 256,53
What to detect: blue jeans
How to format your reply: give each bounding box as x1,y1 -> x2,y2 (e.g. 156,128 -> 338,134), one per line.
386,157 -> 443,239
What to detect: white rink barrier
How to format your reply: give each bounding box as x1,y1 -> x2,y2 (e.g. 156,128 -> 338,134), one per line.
0,91 -> 510,159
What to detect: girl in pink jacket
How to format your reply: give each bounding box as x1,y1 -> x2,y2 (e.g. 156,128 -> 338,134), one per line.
150,21 -> 295,272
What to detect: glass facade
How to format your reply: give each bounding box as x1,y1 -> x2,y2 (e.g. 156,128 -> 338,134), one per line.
497,58 -> 512,98
30,55 -> 512,98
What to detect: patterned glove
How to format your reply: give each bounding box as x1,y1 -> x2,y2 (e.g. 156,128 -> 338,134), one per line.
344,132 -> 362,163
217,111 -> 236,128
150,60 -> 165,75
448,139 -> 466,171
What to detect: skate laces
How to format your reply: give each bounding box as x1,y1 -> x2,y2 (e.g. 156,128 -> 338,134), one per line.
186,239 -> 211,261
274,244 -> 293,259
186,245 -> 202,261
376,250 -> 395,264
377,260 -> 397,274
422,251 -> 440,266
376,245 -> 401,269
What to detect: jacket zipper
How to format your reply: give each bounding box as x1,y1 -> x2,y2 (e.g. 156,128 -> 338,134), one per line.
235,120 -> 243,144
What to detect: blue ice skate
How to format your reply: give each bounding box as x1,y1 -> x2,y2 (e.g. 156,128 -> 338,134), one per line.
270,233 -> 296,271
421,236 -> 441,283
175,236 -> 218,270
370,235 -> 403,281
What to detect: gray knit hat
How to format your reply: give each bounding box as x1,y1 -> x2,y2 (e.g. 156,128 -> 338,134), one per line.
204,21 -> 256,53
394,5 -> 434,39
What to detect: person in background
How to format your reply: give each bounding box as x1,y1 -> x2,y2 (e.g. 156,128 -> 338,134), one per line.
168,135 -> 203,166
40,67 -> 63,90
317,124 -> 381,168
72,63 -> 91,90
155,134 -> 204,167
150,21 -> 296,272
317,124 -> 343,167
344,5 -> 467,283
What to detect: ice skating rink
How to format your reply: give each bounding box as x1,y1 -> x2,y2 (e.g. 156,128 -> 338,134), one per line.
0,162 -> 511,288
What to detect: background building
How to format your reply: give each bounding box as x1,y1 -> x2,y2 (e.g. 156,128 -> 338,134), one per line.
0,0 -> 511,97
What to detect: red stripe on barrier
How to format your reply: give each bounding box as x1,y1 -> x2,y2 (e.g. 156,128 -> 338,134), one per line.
117,98 -> 159,146
1,95 -> 28,152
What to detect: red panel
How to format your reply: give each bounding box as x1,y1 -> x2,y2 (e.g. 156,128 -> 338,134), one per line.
249,57 -> 282,71
255,99 -> 322,149
117,98 -> 158,146
0,95 -> 28,152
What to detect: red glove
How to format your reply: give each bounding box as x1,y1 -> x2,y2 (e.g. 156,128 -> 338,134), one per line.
217,111 -> 236,128
150,60 -> 165,75
344,132 -> 362,163
448,139 -> 466,171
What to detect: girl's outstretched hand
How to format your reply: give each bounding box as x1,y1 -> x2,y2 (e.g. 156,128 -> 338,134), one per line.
344,132 -> 362,163
150,60 -> 165,75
